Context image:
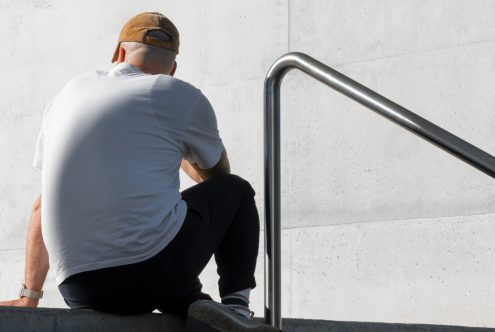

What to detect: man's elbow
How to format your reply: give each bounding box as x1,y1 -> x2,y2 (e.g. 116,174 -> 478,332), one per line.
200,150 -> 230,180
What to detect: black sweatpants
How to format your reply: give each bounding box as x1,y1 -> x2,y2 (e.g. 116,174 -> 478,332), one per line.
58,174 -> 260,318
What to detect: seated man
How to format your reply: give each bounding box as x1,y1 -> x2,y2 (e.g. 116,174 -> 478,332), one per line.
0,12 -> 278,332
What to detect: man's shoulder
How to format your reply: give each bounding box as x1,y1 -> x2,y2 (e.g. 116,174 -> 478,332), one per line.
61,70 -> 104,91
152,75 -> 202,98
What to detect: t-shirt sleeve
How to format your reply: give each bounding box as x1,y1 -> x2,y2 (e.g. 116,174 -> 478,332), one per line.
32,98 -> 55,171
182,94 -> 224,169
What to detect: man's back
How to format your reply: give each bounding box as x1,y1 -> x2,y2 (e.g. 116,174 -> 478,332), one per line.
36,62 -> 223,284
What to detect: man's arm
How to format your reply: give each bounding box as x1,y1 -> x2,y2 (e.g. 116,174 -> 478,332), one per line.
181,149 -> 230,183
0,194 -> 49,307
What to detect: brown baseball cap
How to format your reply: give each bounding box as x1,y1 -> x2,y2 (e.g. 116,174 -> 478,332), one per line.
111,12 -> 180,63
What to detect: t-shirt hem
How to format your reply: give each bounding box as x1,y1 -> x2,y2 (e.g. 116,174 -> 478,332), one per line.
55,202 -> 187,285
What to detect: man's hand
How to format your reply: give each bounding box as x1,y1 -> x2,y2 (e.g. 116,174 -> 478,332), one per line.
0,297 -> 39,307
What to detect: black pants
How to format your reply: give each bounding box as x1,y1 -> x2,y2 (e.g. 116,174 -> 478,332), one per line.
58,174 -> 260,318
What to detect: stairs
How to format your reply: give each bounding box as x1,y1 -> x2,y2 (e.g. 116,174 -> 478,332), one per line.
1,307 -> 494,332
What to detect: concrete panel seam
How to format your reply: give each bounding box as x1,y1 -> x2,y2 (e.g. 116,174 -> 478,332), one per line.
280,211 -> 495,230
0,248 -> 24,253
0,186 -> 40,196
333,37 -> 495,69
0,111 -> 43,123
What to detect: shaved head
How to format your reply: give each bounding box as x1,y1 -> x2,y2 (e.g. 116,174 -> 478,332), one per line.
118,30 -> 177,75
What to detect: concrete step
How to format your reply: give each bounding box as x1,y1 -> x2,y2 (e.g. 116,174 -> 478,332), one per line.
281,319 -> 495,332
0,306 -> 185,331
1,306 -> 494,332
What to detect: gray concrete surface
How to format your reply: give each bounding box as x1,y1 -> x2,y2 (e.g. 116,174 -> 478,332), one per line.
0,0 -> 494,327
281,318 -> 495,332
1,307 -> 494,332
0,307 -> 186,332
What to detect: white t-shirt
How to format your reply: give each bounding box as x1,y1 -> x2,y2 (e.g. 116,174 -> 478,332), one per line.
33,62 -> 224,284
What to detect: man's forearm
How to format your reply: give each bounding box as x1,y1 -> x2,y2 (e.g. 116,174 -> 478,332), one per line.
24,195 -> 49,305
181,159 -> 204,183
180,150 -> 231,184
0,195 -> 49,307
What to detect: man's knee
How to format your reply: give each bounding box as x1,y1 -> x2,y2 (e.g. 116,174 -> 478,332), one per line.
222,174 -> 255,197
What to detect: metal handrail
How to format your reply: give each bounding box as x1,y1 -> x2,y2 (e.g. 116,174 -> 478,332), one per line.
263,52 -> 495,329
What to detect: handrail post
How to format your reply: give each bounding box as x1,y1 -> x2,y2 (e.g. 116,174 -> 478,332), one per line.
264,66 -> 287,329
263,52 -> 495,329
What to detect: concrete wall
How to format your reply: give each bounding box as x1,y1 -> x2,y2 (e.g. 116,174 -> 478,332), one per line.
0,0 -> 494,328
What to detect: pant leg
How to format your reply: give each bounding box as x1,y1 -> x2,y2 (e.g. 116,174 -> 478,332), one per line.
214,181 -> 260,297
157,173 -> 260,310
156,277 -> 212,319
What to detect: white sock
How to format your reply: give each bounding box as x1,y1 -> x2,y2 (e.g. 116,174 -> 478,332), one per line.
221,288 -> 251,318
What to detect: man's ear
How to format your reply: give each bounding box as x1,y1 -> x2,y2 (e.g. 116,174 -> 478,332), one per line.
117,46 -> 126,63
170,61 -> 177,76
